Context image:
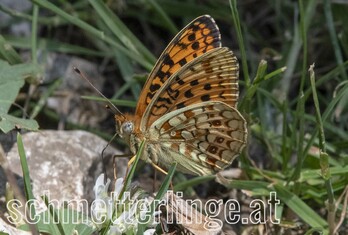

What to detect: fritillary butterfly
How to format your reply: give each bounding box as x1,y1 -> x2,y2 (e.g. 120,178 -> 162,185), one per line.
115,15 -> 247,176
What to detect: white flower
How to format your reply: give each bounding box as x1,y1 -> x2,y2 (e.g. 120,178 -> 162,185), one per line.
91,174 -> 160,235
91,174 -> 113,227
143,229 -> 156,235
94,174 -> 111,198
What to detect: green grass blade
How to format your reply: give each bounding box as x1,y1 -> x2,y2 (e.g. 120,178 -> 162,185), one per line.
137,163 -> 177,235
31,5 -> 38,64
114,49 -> 141,97
302,76 -> 348,159
279,0 -> 317,98
42,195 -> 66,235
174,175 -> 215,191
0,35 -> 22,64
119,141 -> 145,200
5,35 -> 110,56
274,184 -> 328,230
16,133 -> 39,233
30,78 -> 62,119
323,0 -> 347,80
31,0 -> 153,70
89,0 -> 156,64
17,133 -> 35,201
144,0 -> 178,34
80,96 -> 137,108
229,0 -> 250,88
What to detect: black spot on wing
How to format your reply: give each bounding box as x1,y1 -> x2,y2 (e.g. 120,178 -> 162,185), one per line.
188,33 -> 196,41
178,58 -> 187,66
190,79 -> 199,86
150,84 -> 161,92
162,55 -> 174,66
201,94 -> 210,101
176,102 -> 186,109
191,41 -> 199,50
175,76 -> 185,85
157,96 -> 173,105
204,83 -> 211,90
184,90 -> 194,98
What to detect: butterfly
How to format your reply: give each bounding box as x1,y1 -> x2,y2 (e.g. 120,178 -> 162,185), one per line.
115,15 -> 247,176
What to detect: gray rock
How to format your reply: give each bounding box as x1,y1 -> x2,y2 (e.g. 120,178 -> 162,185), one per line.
43,54 -> 108,128
0,0 -> 32,36
3,130 -> 128,204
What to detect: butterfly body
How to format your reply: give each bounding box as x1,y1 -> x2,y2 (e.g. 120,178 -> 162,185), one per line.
115,15 -> 247,176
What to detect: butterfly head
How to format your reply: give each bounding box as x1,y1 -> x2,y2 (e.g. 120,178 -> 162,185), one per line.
115,114 -> 134,141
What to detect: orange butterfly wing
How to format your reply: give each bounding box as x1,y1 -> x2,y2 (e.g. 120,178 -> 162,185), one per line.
140,47 -> 239,129
135,15 -> 221,119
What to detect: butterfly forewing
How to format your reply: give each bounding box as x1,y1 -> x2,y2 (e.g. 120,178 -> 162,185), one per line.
135,15 -> 221,117
141,47 -> 239,129
149,102 -> 247,175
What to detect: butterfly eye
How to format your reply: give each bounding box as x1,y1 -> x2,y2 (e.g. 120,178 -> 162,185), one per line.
122,121 -> 134,134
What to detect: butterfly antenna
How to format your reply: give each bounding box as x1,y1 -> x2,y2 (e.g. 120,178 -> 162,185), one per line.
73,67 -> 125,118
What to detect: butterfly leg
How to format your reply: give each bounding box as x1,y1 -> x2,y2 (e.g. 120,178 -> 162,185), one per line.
112,154 -> 133,181
151,163 -> 167,191
151,162 -> 168,175
151,163 -> 174,190
122,155 -> 136,181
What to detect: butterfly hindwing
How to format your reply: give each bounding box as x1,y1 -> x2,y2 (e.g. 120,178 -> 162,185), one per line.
149,102 -> 247,175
